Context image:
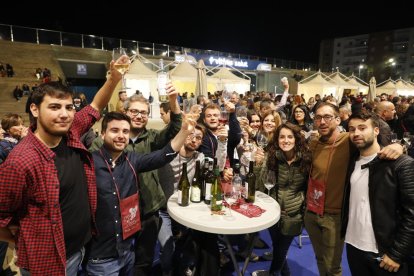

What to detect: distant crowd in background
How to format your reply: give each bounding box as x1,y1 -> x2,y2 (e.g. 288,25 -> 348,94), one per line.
1,69 -> 414,276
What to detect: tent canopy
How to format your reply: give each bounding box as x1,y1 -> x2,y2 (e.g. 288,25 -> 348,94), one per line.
297,70 -> 338,100
209,67 -> 250,94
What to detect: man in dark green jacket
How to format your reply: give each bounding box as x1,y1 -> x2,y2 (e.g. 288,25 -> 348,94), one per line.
90,84 -> 182,275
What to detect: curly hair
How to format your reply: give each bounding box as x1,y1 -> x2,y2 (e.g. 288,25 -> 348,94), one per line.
266,122 -> 311,173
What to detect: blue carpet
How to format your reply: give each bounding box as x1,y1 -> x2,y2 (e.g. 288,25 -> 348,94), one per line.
220,229 -> 351,276
153,229 -> 351,275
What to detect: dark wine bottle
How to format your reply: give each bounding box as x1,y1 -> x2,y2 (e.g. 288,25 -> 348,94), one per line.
245,161 -> 256,203
177,162 -> 190,206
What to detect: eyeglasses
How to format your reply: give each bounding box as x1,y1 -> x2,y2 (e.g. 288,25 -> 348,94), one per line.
187,134 -> 203,141
314,115 -> 336,122
128,109 -> 148,117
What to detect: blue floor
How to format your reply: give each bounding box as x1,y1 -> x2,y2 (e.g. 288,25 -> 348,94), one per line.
153,229 -> 351,276
220,229 -> 351,276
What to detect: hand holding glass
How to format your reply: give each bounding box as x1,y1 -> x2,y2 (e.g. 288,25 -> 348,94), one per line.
112,47 -> 130,90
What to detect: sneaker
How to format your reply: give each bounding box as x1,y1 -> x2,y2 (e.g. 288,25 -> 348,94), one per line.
251,270 -> 269,276
262,251 -> 273,261
236,251 -> 259,262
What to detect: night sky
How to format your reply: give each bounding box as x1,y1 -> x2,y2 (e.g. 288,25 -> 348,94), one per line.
2,4 -> 413,64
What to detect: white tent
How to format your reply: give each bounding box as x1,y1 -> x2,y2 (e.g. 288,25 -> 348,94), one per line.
327,71 -> 359,100
344,74 -> 369,94
209,67 -> 250,94
394,78 -> 414,96
124,58 -> 157,99
376,78 -> 396,95
297,70 -> 338,100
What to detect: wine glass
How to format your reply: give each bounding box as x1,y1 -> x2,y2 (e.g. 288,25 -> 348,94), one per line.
264,170 -> 276,196
388,133 -> 398,144
222,90 -> 231,102
223,184 -> 239,217
256,132 -> 268,149
112,47 -> 130,91
403,132 -> 412,146
236,106 -> 248,118
219,109 -> 229,126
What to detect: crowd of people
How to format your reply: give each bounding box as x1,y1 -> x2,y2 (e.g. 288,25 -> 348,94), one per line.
0,61 -> 414,276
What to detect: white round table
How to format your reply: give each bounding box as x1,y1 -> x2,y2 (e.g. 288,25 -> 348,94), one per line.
167,191 -> 280,275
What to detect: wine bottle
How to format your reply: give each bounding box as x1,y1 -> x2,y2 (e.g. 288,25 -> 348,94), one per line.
177,162 -> 190,206
211,165 -> 223,212
204,161 -> 214,205
190,160 -> 202,203
157,58 -> 168,103
232,163 -> 242,199
245,161 -> 256,203
201,158 -> 209,202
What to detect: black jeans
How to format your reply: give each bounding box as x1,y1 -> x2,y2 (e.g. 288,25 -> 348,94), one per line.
269,224 -> 294,276
134,212 -> 162,276
346,244 -> 408,276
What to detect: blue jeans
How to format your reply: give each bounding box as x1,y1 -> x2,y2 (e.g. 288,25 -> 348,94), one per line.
158,209 -> 175,273
87,249 -> 135,276
20,247 -> 85,276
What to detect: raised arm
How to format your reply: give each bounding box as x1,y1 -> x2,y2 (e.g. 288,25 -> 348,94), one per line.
90,56 -> 125,112
152,83 -> 182,149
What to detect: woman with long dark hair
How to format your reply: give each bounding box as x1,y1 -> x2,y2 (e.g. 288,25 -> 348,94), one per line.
255,122 -> 311,275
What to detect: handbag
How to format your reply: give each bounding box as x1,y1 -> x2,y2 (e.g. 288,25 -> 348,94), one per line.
279,212 -> 303,236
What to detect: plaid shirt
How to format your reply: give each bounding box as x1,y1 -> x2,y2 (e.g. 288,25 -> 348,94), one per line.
0,105 -> 99,275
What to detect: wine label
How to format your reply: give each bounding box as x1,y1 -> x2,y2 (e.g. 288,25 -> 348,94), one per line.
216,200 -> 223,205
244,182 -> 249,198
205,183 -> 212,200
191,187 -> 201,201
177,190 -> 182,204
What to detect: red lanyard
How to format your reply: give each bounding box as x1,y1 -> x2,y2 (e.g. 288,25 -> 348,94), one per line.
99,150 -> 139,202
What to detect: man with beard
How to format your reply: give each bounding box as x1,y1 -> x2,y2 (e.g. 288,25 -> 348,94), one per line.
87,112 -> 195,275
341,111 -> 414,275
90,83 -> 182,276
304,102 -> 403,276
0,55 -> 126,275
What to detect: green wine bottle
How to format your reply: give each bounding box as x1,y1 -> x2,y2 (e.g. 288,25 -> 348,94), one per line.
211,165 -> 223,212
245,161 -> 256,203
178,162 -> 190,206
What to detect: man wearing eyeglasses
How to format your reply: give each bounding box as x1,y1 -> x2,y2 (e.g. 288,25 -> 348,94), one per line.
304,102 -> 403,276
90,83 -> 182,276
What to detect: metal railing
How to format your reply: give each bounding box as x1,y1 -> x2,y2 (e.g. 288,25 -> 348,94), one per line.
0,23 -> 317,71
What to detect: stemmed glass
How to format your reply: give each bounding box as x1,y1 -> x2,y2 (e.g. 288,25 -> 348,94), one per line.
112,47 -> 130,91
222,90 -> 231,102
256,132 -> 268,149
223,183 -> 239,217
264,170 -> 276,196
219,109 -> 229,126
403,132 -> 412,146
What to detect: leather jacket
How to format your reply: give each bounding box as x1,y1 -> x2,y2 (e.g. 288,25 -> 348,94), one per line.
341,154 -> 414,263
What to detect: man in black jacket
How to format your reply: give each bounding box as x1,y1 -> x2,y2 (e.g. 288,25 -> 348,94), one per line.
342,111 -> 414,275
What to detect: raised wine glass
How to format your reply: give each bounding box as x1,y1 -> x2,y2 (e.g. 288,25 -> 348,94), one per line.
219,109 -> 229,126
256,132 -> 268,149
112,47 -> 130,91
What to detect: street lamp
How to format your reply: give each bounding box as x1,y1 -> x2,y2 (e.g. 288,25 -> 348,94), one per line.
358,65 -> 364,77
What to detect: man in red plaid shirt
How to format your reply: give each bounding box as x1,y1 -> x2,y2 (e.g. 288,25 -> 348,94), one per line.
0,56 -> 125,275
